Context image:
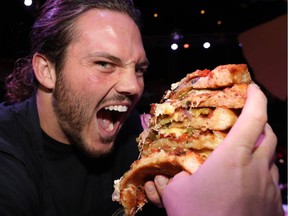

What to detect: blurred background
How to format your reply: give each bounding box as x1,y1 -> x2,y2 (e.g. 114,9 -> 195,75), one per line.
0,0 -> 287,205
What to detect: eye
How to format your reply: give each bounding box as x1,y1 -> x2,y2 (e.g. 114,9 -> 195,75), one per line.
96,61 -> 112,68
95,61 -> 115,72
136,66 -> 148,77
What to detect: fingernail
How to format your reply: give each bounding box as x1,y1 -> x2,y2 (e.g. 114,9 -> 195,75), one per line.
155,175 -> 169,186
145,182 -> 155,192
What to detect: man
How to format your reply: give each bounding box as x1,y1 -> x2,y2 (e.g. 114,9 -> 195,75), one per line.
0,0 -> 284,215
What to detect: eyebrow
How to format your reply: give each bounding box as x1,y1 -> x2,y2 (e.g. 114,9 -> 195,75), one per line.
89,52 -> 122,64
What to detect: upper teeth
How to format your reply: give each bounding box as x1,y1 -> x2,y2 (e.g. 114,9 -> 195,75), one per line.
104,105 -> 128,112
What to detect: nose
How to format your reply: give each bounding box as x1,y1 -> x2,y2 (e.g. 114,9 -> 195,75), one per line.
115,69 -> 144,96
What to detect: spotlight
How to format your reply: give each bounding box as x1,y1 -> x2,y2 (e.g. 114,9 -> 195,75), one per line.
183,43 -> 190,49
24,0 -> 33,6
203,42 -> 211,49
171,43 -> 179,50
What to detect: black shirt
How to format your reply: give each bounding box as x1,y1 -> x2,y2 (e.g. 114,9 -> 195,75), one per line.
42,109 -> 143,216
0,96 -> 166,215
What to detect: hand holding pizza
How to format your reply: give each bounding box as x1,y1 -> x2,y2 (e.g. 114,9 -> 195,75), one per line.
161,84 -> 284,216
113,64 -> 284,216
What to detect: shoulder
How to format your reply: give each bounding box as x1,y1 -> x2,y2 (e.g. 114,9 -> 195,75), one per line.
0,98 -> 42,214
0,96 -> 42,174
0,96 -> 40,140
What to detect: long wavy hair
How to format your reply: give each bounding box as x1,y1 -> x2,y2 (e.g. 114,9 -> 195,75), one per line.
4,0 -> 141,104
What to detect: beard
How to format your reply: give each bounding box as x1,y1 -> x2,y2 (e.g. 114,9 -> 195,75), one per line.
52,72 -> 115,159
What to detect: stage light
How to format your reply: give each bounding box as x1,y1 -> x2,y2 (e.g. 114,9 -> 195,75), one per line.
24,0 -> 33,6
183,43 -> 190,49
171,31 -> 183,41
171,43 -> 178,50
203,42 -> 211,49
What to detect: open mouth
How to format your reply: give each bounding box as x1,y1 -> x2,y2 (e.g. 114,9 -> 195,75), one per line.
97,105 -> 129,134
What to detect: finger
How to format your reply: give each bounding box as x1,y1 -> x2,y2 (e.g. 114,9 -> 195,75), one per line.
154,175 -> 169,197
144,181 -> 163,208
224,84 -> 267,152
253,123 -> 277,163
170,171 -> 190,182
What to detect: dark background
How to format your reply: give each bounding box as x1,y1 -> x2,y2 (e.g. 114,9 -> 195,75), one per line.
0,0 -> 287,204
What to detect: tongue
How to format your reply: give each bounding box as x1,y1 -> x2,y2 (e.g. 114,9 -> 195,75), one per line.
99,118 -> 112,129
97,110 -> 114,131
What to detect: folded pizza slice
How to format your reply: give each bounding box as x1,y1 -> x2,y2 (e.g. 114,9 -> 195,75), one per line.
112,63 -> 252,216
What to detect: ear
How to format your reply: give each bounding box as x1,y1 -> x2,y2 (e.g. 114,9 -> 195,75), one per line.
33,53 -> 56,89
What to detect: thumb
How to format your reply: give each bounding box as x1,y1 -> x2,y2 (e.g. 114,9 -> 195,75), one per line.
223,84 -> 267,153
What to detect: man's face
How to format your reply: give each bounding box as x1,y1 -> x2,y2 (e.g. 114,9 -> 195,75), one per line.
52,9 -> 148,158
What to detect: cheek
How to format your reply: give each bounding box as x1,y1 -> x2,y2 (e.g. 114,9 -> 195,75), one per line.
83,75 -> 114,99
88,73 -> 102,84
88,73 -> 115,85
84,79 -> 104,97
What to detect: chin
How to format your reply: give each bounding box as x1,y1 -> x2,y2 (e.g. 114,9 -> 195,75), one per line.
83,141 -> 115,159
69,135 -> 115,159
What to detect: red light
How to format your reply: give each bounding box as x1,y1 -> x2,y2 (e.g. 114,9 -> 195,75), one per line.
183,43 -> 190,49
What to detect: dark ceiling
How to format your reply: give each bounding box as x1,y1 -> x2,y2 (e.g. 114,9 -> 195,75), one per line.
0,0 -> 286,58
136,0 -> 286,35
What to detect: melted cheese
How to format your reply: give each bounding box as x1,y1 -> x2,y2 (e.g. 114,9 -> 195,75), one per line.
112,179 -> 121,201
155,103 -> 175,116
159,128 -> 186,138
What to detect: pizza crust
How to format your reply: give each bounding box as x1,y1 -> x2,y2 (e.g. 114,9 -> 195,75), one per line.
112,151 -> 203,216
166,63 -> 251,91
